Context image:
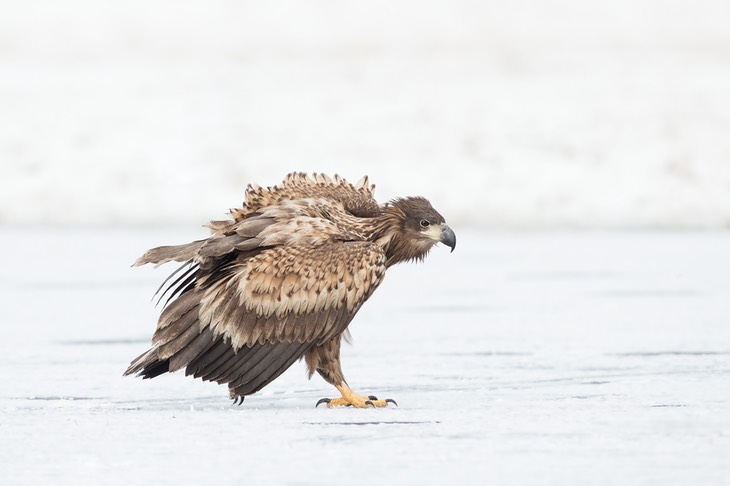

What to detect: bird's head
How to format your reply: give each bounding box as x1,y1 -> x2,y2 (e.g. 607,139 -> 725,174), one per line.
381,197 -> 456,265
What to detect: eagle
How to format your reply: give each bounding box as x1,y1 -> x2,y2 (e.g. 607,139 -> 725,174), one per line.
125,173 -> 456,408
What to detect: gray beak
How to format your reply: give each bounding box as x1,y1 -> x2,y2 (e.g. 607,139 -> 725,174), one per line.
440,224 -> 456,252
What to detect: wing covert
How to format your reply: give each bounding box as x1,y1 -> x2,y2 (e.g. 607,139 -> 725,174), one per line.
199,241 -> 387,350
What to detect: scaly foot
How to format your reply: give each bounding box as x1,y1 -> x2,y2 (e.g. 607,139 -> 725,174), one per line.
316,384 -> 397,408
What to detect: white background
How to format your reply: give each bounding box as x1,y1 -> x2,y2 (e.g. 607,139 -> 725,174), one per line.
1,0 -> 729,228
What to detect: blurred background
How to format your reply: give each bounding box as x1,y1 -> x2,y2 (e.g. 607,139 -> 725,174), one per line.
1,0 -> 729,229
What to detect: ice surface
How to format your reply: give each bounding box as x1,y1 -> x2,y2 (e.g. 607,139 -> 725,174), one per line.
1,1 -> 730,228
1,229 -> 729,485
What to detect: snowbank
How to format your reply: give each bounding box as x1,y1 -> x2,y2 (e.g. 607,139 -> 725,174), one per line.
1,1 -> 729,228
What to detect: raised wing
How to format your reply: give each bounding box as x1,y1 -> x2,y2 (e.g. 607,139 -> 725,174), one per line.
134,194 -> 368,268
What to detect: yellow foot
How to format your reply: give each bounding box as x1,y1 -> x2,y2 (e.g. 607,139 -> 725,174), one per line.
316,385 -> 397,408
316,394 -> 396,408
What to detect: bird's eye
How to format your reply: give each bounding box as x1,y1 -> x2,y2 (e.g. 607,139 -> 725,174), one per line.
420,219 -> 430,228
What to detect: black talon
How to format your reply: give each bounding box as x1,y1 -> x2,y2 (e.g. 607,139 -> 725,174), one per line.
368,395 -> 378,400
316,398 -> 331,408
364,400 -> 375,408
231,396 -> 244,406
385,398 -> 398,407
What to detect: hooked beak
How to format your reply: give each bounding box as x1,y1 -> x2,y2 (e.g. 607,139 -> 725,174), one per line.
440,224 -> 456,252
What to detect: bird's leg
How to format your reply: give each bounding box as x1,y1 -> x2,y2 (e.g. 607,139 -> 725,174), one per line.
316,383 -> 397,408
305,337 -> 397,409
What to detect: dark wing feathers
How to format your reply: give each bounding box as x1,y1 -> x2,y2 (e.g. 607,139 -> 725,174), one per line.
189,339 -> 235,379
168,327 -> 216,372
157,318 -> 200,360
156,289 -> 201,332
153,261 -> 194,298
208,347 -> 255,383
187,337 -> 229,378
230,342 -> 311,396
158,270 -> 197,308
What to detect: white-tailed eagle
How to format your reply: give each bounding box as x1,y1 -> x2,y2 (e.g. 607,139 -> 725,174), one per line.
125,173 -> 456,408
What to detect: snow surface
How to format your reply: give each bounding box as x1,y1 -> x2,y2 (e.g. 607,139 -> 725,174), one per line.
2,1 -> 730,228
1,229 -> 729,485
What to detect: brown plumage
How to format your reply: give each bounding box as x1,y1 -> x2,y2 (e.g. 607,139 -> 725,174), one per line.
125,173 -> 456,407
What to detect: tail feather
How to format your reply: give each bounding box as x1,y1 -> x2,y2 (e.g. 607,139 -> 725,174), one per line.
139,357 -> 170,380
133,240 -> 206,267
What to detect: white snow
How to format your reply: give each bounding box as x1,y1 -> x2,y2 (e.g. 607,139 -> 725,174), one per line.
1,229 -> 729,485
1,1 -> 730,228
